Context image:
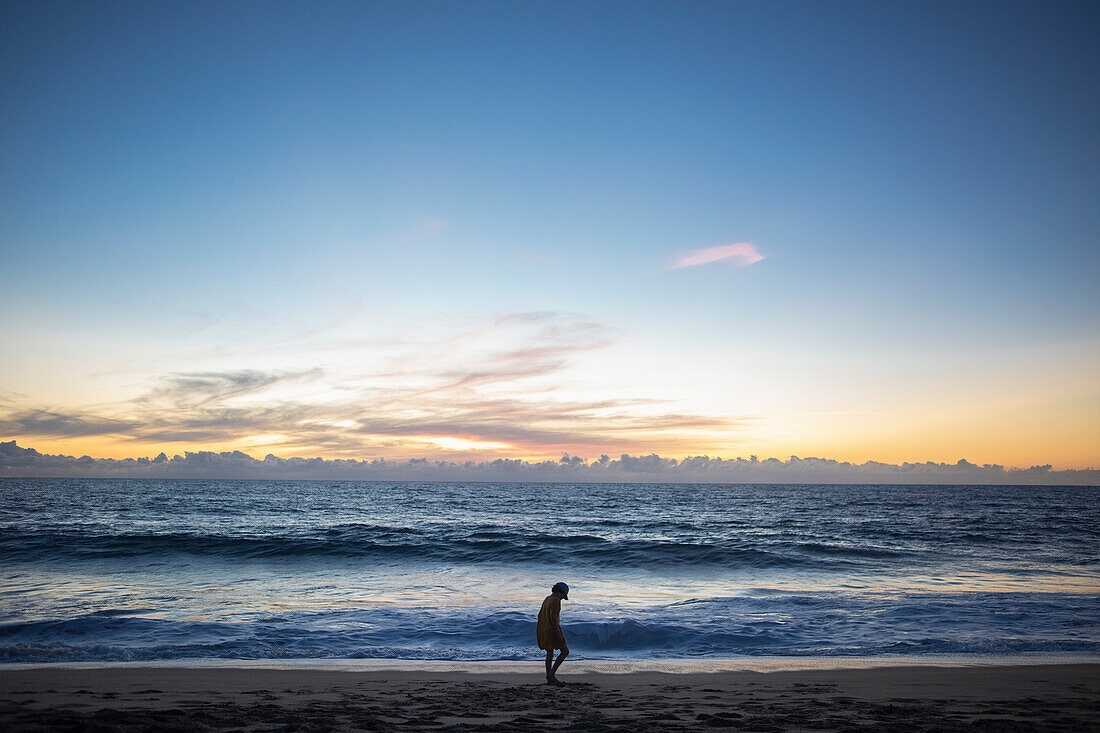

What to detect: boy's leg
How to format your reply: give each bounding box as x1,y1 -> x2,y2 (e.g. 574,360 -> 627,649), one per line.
550,646 -> 569,676
545,650 -> 554,678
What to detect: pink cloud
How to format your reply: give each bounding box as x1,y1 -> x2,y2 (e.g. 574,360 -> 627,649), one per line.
671,242 -> 765,269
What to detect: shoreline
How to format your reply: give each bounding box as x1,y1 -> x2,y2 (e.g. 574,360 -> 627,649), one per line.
3,662 -> 1097,730
4,652 -> 1100,673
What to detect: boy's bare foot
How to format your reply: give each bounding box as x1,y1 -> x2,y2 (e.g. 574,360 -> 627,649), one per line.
546,676 -> 563,686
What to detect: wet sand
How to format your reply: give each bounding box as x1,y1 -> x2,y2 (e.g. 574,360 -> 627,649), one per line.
1,663 -> 1097,731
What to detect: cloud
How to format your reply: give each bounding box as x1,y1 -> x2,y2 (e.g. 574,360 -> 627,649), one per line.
2,440 -> 1095,485
0,312 -> 743,457
672,242 -> 764,269
139,369 -> 322,407
0,410 -> 140,438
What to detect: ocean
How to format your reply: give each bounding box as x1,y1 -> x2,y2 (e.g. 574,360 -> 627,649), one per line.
1,479 -> 1097,664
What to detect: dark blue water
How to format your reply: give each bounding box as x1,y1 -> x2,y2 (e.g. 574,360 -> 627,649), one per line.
1,479 -> 1097,662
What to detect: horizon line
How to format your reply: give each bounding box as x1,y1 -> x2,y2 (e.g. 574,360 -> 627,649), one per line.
2,440 -> 1097,485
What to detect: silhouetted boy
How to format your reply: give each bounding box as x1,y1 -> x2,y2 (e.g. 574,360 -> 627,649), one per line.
537,582 -> 569,685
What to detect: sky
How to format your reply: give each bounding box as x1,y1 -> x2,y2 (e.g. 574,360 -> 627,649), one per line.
1,1 -> 1098,473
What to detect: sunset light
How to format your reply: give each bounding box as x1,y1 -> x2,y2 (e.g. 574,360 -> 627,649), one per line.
1,3 -> 1098,727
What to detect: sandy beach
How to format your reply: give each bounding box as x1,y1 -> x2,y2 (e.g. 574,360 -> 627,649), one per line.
1,663 -> 1097,731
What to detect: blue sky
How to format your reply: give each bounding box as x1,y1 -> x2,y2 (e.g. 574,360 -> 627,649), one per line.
1,1 -> 1097,467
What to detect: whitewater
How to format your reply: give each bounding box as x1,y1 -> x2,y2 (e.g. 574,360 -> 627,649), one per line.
1,479 -> 1097,663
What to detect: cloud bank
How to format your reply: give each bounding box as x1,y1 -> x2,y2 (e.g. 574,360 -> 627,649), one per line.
2,441 -> 1095,485
672,242 -> 765,268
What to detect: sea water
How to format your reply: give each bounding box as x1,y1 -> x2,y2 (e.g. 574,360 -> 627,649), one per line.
0,479 -> 1097,663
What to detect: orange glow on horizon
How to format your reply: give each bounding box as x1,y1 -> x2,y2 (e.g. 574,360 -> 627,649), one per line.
8,429 -> 1096,472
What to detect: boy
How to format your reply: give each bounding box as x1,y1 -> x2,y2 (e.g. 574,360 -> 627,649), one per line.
536,582 -> 569,685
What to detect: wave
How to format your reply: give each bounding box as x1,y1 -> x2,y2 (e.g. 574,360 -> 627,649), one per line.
0,525 -> 923,568
3,620 -> 1096,664
3,592 -> 1098,663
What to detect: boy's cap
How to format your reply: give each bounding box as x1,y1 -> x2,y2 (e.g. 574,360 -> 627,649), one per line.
553,582 -> 569,599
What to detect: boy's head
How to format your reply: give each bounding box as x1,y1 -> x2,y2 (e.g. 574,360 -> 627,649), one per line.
552,582 -> 569,600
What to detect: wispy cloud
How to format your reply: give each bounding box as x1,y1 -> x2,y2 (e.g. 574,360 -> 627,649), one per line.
671,242 -> 765,269
0,410 -> 139,438
138,369 -> 323,408
0,312 -> 749,458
